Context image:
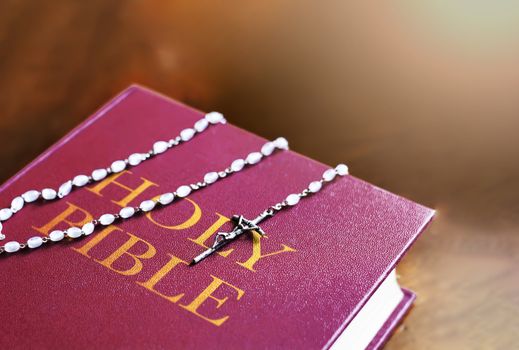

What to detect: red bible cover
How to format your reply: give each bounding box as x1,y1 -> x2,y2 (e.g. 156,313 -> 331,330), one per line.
0,86 -> 434,349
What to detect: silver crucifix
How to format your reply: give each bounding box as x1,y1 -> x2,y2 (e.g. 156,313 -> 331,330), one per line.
190,211 -> 271,265
188,164 -> 347,266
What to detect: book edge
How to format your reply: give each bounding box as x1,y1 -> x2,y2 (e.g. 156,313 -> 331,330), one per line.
366,288 -> 416,350
323,210 -> 435,349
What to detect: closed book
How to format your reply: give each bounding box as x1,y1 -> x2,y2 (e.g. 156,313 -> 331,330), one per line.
0,86 -> 434,349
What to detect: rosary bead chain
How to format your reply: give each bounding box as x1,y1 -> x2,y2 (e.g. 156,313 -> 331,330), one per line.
0,137 -> 290,255
262,163 -> 349,218
0,112 -> 227,242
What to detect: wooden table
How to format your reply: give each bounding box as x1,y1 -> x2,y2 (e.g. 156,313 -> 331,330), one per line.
1,2 -> 517,348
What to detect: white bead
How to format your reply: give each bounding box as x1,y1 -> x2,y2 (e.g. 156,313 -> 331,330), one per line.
67,227 -> 83,238
246,152 -> 262,164
286,194 -> 300,206
27,236 -> 43,249
180,128 -> 195,141
83,226 -> 94,236
111,160 -> 126,173
119,207 -> 135,219
58,181 -> 73,198
194,119 -> 209,132
205,111 -> 226,124
323,169 -> 336,182
10,197 -> 24,213
73,175 -> 89,187
0,208 -> 13,221
128,153 -> 144,166
176,185 -> 191,198
92,168 -> 108,181
22,190 -> 40,203
336,164 -> 349,176
4,241 -> 20,253
42,188 -> 57,200
273,137 -> 289,150
261,142 -> 275,156
82,222 -> 95,235
49,230 -> 65,242
153,141 -> 169,154
140,200 -> 156,212
231,159 -> 245,172
159,193 -> 175,205
204,172 -> 219,184
99,214 -> 115,226
309,181 -> 322,193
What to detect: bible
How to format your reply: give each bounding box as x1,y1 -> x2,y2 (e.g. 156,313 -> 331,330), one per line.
0,85 -> 434,349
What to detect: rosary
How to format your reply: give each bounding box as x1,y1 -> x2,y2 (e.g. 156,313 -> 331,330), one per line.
0,112 -> 348,264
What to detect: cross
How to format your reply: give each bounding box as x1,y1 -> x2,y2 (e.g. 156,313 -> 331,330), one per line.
190,213 -> 269,265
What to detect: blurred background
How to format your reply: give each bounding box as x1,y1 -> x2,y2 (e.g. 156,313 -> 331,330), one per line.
1,1 -> 518,348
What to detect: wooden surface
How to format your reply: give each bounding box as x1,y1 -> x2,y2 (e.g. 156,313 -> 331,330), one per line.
1,1 -> 518,349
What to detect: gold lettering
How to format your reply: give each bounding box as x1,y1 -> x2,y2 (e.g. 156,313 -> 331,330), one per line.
236,231 -> 296,272
179,275 -> 244,326
146,198 -> 201,230
32,202 -> 93,235
87,170 -> 158,207
136,254 -> 188,303
73,225 -> 122,257
96,232 -> 156,276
